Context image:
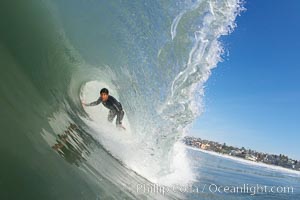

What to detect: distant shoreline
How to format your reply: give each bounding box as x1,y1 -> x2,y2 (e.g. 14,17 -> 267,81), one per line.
186,146 -> 300,176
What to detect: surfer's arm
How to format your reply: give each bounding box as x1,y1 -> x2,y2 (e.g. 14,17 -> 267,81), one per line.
86,97 -> 102,106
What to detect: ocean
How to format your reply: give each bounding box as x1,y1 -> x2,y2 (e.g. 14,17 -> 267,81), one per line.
185,148 -> 300,200
3,0 -> 290,199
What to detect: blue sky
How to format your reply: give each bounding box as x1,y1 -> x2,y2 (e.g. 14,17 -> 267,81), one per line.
190,0 -> 300,160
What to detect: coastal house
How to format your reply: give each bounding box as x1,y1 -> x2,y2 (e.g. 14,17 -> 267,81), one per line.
200,143 -> 210,150
193,141 -> 202,148
245,154 -> 257,162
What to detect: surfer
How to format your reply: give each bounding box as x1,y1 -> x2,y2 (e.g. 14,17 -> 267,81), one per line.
82,88 -> 125,130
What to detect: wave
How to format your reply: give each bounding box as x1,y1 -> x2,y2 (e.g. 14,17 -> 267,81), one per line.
0,0 -> 243,199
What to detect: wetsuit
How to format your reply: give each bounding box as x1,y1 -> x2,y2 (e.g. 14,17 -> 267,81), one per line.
86,95 -> 124,126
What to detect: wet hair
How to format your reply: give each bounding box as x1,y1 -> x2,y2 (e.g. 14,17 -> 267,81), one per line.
100,88 -> 109,95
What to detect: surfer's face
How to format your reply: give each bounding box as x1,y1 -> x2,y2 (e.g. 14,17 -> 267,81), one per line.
100,93 -> 109,102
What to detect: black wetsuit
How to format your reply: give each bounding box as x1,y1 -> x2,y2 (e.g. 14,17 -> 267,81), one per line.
87,95 -> 124,126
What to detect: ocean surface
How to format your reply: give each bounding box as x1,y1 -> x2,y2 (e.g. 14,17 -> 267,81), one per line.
1,0 -> 284,199
185,148 -> 300,200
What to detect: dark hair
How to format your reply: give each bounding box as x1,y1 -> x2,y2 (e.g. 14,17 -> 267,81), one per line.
100,88 -> 109,94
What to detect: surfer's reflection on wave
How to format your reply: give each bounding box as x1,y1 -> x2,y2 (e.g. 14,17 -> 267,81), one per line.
52,123 -> 91,166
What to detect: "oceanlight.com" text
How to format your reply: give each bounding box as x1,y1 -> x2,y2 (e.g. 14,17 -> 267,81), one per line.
136,183 -> 294,196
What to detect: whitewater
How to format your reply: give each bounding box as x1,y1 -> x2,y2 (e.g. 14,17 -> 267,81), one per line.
0,0 -> 243,199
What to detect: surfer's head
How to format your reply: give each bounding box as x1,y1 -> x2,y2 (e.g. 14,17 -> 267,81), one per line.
100,88 -> 109,101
